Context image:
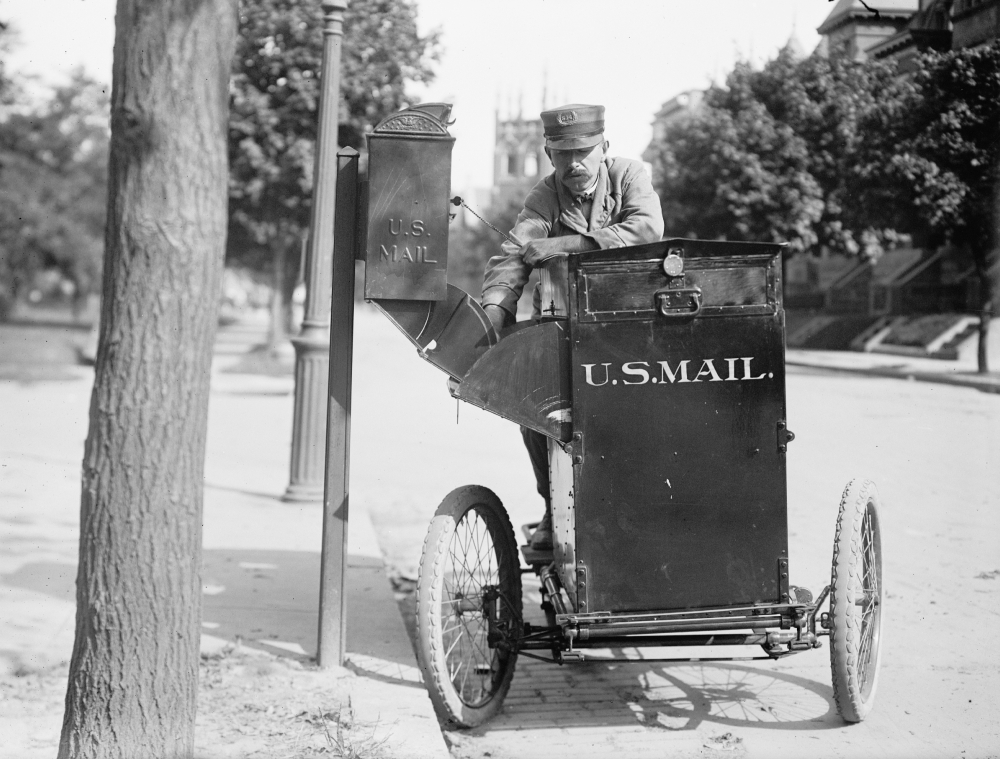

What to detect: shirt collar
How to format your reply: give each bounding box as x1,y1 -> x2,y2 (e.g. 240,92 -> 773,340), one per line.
574,176 -> 600,202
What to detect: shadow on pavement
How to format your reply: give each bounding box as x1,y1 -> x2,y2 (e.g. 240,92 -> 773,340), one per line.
477,658 -> 839,734
455,581 -> 841,735
203,549 -> 418,677
3,550 -> 418,681
2,561 -> 75,602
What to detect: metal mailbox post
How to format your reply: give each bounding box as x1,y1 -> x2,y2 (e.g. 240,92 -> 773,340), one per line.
318,103 -> 487,666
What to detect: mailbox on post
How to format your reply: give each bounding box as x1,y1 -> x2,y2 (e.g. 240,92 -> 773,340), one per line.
364,103 -> 455,301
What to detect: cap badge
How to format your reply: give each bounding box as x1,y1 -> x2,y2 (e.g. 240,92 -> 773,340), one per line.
556,110 -> 578,125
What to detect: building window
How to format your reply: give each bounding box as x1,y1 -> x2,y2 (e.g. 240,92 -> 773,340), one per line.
524,152 -> 538,177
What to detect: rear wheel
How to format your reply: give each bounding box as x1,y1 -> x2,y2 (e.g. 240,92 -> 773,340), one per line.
416,486 -> 522,727
829,479 -> 883,723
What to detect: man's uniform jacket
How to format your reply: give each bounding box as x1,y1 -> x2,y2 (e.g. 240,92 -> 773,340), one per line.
481,156 -> 664,320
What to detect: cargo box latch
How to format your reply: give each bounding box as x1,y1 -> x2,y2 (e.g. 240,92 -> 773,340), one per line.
654,286 -> 702,319
777,420 -> 796,453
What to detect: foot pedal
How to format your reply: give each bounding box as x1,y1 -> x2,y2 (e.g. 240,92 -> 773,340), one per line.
520,544 -> 554,566
521,522 -> 540,544
788,586 -> 813,604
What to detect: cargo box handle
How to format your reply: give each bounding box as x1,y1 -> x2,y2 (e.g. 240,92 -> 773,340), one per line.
654,286 -> 702,319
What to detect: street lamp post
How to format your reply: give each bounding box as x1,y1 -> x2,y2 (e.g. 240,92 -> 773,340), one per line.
284,0 -> 348,503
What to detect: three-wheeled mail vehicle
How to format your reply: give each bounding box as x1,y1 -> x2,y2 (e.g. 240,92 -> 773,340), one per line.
355,104 -> 883,731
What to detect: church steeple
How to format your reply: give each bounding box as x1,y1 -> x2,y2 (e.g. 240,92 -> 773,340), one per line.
492,83 -> 555,207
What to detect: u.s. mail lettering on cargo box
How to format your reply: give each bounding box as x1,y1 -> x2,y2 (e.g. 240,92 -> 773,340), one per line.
581,356 -> 773,386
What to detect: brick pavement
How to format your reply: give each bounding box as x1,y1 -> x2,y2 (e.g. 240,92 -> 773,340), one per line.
442,578 -> 842,759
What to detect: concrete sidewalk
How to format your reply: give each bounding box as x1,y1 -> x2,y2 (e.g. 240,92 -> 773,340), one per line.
198,380 -> 449,759
0,339 -> 449,758
3,309 -> 995,759
786,347 -> 1000,393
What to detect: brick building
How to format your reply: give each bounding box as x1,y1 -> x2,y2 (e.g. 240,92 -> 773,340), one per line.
816,0 -> 920,60
492,109 -> 552,211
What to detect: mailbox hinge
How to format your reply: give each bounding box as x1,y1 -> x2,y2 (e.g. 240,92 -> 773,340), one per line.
776,420 -> 795,453
778,557 -> 790,605
565,431 -> 584,465
575,562 -> 589,613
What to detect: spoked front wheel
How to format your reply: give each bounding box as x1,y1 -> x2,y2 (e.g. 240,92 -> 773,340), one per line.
829,478 -> 883,723
416,485 -> 522,727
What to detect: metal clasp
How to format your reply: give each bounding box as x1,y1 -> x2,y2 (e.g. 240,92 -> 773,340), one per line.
654,287 -> 702,319
777,420 -> 795,453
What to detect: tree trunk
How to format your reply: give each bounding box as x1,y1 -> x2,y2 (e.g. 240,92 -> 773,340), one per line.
267,236 -> 288,353
973,242 -> 998,374
286,235 -> 306,334
58,2 -> 237,758
978,301 -> 992,373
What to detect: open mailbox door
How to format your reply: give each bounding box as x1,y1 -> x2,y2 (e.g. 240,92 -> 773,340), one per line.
361,104 -> 571,441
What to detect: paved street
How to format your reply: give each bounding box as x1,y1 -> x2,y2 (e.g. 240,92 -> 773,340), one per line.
349,309 -> 1000,759
2,307 -> 998,759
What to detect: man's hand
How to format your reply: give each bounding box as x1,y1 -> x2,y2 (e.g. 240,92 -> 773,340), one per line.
483,304 -> 507,334
520,234 -> 594,266
520,237 -> 570,267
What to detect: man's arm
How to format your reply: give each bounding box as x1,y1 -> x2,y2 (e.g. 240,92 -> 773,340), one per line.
484,230 -> 593,330
481,183 -> 557,320
520,233 -> 596,266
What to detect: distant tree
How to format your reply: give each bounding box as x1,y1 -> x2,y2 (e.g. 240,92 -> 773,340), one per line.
648,41 -> 1000,370
886,42 -> 1000,372
455,195 -> 523,294
0,69 -> 109,318
228,0 -> 439,347
647,47 -> 908,260
57,1 -> 238,757
0,19 -> 17,108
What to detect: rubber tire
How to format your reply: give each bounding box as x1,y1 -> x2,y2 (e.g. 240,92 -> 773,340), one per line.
416,485 -> 522,727
830,478 -> 884,723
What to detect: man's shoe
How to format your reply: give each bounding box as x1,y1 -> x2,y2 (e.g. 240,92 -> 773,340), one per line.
529,511 -> 553,550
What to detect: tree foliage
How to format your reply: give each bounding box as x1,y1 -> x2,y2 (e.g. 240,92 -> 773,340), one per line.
889,43 -> 1000,254
648,40 -> 1000,370
0,19 -> 18,109
885,41 -> 1000,371
228,0 -> 440,274
450,196 -> 524,297
0,66 -> 109,317
648,47 -> 908,257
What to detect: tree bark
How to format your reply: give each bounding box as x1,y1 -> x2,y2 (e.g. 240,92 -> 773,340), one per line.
978,300 -> 992,373
976,177 -> 1000,373
267,235 -> 288,353
58,1 -> 237,758
976,257 -> 996,374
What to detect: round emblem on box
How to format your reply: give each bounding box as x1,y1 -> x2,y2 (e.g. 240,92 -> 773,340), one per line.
557,111 -> 577,125
662,252 -> 684,277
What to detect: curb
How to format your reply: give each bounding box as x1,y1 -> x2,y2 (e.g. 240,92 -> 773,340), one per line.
786,358 -> 1000,394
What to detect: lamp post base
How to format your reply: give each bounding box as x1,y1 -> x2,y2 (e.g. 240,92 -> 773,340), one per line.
283,327 -> 330,503
282,482 -> 326,503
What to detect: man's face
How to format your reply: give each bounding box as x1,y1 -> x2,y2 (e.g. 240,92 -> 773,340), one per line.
546,140 -> 608,195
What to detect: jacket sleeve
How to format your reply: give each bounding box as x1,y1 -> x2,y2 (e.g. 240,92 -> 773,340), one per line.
480,183 -> 556,317
586,159 -> 664,249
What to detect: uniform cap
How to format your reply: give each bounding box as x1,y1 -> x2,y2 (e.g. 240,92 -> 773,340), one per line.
541,104 -> 605,150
